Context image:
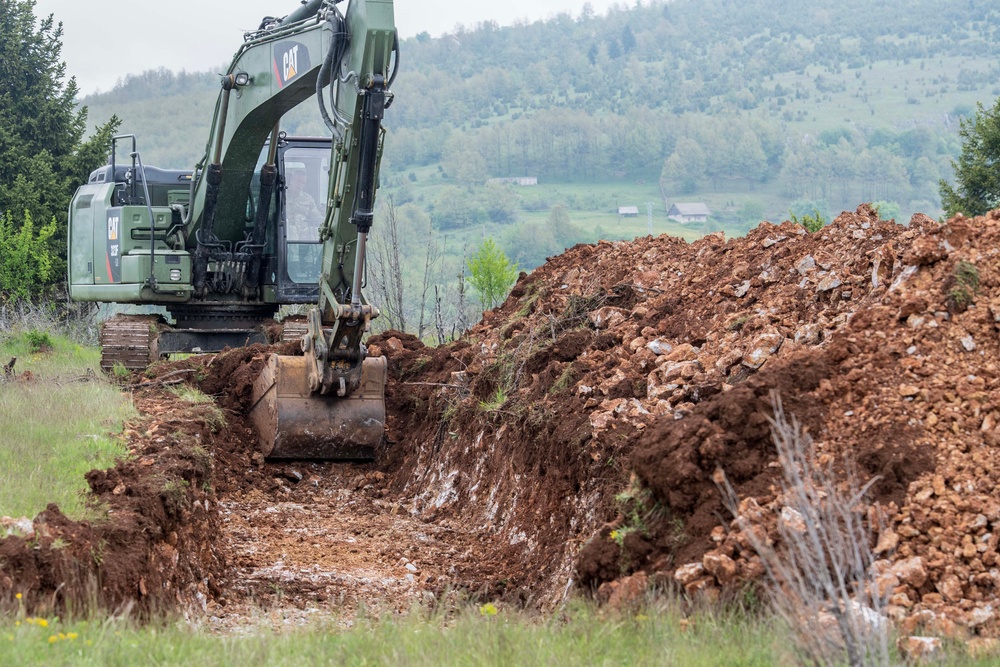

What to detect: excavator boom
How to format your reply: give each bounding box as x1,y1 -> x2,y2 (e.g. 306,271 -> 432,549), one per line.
244,0 -> 397,459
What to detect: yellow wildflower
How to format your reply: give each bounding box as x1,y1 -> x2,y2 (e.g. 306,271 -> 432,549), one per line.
48,635 -> 58,644
67,633 -> 78,640
15,593 -> 21,600
479,602 -> 499,616
37,619 -> 48,628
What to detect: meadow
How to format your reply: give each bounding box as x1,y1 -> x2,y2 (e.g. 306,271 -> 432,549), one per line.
0,332 -> 132,521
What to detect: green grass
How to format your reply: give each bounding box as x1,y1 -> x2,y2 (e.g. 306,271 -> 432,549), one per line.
0,333 -> 134,521
4,600 -> 996,666
0,602 -> 785,667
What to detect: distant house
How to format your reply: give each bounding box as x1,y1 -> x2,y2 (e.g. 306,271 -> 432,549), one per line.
668,203 -> 711,223
487,177 -> 538,186
618,206 -> 640,217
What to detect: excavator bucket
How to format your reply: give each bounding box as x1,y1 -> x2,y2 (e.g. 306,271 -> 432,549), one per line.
248,354 -> 387,460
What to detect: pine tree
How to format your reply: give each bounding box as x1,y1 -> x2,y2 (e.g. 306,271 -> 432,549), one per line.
0,209 -> 56,301
940,98 -> 1000,218
0,0 -> 120,291
621,25 -> 637,54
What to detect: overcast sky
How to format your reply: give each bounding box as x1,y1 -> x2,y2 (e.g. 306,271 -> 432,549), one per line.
34,0 -> 621,95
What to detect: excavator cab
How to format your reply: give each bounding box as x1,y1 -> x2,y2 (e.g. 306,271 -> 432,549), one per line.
247,136 -> 330,304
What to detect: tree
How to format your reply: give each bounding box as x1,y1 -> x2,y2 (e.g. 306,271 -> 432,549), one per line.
0,210 -> 56,302
621,25 -> 637,54
871,200 -> 900,222
433,185 -> 484,229
369,197 -> 406,331
661,137 -> 706,194
466,238 -> 518,311
480,183 -> 518,224
940,98 -> 1000,217
440,134 -> 489,186
0,1 -> 121,290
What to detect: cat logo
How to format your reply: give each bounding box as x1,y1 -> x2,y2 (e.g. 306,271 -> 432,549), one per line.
274,42 -> 311,89
284,45 -> 299,80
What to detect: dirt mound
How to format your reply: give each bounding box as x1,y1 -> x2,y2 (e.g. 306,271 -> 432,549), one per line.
8,205 -> 1000,636
0,386 -> 225,616
381,204 -> 1000,635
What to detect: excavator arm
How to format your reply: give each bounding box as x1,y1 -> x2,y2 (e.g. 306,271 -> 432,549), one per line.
214,0 -> 398,460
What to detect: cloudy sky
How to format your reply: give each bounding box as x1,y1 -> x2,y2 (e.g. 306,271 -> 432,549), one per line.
34,0 -> 622,95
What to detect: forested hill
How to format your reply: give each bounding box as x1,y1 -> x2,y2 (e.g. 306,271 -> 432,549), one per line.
81,0 -> 999,231
396,0 -> 999,122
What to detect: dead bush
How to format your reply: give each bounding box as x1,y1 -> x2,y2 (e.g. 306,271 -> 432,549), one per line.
718,391 -> 891,667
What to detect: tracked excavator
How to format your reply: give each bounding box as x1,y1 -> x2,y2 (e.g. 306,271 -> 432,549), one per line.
66,0 -> 397,460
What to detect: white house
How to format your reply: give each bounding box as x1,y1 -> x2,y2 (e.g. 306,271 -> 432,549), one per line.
487,177 -> 538,186
618,206 -> 640,217
668,203 -> 711,223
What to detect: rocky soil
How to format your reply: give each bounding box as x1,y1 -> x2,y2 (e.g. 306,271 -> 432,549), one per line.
4,205 -> 1000,649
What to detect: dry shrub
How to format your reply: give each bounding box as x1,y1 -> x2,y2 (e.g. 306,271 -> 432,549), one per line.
718,391 -> 891,667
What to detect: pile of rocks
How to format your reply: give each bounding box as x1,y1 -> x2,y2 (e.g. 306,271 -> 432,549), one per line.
464,205 -> 1000,641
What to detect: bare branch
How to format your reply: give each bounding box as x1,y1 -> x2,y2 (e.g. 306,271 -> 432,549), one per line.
716,391 -> 891,667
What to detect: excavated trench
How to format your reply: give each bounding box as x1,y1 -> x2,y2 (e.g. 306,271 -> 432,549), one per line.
6,206 -> 1000,639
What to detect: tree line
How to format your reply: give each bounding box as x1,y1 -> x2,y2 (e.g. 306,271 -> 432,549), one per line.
0,1 -> 118,303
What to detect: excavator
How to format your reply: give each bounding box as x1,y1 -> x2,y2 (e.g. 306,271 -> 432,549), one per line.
66,0 -> 397,460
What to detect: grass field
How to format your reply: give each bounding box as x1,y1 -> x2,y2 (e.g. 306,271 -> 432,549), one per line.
3,599 -> 996,666
0,601 -> 779,667
0,332 -> 133,521
770,55 -> 997,134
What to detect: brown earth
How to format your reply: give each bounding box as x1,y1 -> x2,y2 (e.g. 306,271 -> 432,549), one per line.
4,205 -> 1000,640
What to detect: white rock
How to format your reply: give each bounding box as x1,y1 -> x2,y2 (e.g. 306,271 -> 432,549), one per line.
0,516 -> 34,538
646,339 -> 672,356
898,636 -> 941,660
743,333 -> 784,369
588,307 -> 629,330
779,506 -> 807,534
969,605 -> 995,627
816,273 -> 843,292
674,562 -> 705,585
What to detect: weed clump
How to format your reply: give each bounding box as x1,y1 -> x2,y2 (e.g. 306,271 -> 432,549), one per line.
24,330 -> 53,353
790,209 -> 827,233
946,259 -> 979,313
